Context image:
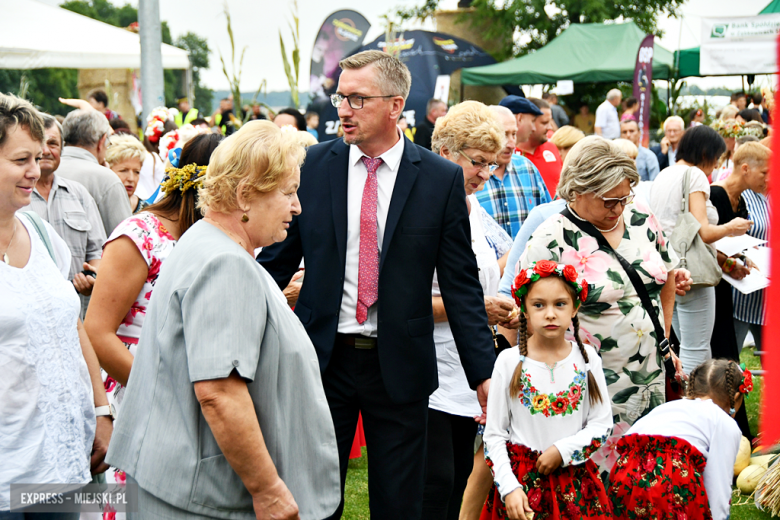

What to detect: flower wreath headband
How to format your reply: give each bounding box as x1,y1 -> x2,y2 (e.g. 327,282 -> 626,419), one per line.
728,363 -> 753,415
511,260 -> 589,313
160,163 -> 207,196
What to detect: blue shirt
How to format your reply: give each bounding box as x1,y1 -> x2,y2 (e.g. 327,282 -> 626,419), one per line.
498,199 -> 567,297
476,154 -> 551,239
636,146 -> 660,181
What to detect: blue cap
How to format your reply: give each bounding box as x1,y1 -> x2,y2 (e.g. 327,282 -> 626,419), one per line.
499,95 -> 542,116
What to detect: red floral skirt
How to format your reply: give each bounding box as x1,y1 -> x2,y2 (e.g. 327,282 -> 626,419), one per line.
480,442 -> 612,520
608,435 -> 711,520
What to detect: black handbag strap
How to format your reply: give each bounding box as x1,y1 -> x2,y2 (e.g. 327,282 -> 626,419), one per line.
560,207 -> 671,359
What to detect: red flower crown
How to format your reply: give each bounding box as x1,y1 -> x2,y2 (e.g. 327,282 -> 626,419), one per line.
511,260 -> 588,312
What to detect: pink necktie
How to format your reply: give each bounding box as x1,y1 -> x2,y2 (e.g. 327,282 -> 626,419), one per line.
356,156 -> 383,324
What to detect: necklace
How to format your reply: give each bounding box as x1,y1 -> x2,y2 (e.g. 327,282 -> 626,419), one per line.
567,204 -> 623,233
2,219 -> 17,265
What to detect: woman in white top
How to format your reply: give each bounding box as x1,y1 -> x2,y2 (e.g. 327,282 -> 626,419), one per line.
648,125 -> 752,374
608,359 -> 747,520
0,93 -> 111,515
423,101 -> 519,520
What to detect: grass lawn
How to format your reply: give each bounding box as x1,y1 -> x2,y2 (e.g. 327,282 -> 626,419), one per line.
341,347 -> 770,519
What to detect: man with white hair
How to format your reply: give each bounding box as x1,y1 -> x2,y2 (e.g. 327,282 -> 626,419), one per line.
595,88 -> 622,139
476,105 -> 551,238
57,109 -> 132,235
650,115 -> 685,170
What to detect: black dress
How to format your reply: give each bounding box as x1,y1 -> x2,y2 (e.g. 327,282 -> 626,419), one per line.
709,185 -> 753,440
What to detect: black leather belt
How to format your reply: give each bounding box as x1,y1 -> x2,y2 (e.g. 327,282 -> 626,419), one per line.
336,333 -> 377,349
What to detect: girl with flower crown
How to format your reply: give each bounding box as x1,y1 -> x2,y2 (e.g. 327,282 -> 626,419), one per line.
608,359 -> 750,520
481,260 -> 613,520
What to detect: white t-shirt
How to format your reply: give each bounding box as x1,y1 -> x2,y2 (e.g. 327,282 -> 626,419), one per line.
595,100 -> 620,139
135,152 -> 166,201
0,214 -> 95,510
627,398 -> 741,520
429,194 -> 500,417
483,343 -> 613,500
648,164 -> 718,237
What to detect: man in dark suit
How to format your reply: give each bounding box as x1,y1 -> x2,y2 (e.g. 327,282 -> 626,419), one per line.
257,51 -> 495,520
650,115 -> 684,170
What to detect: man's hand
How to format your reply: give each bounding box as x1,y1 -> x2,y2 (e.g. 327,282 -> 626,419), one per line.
475,379 -> 491,425
660,136 -> 670,154
484,296 -> 516,326
535,445 -> 562,476
91,416 -> 113,474
674,268 -> 692,296
504,488 -> 533,520
282,270 -> 304,308
252,477 -> 300,520
73,262 -> 98,296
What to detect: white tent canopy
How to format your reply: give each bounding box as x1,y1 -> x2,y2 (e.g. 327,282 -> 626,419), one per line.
0,0 -> 190,69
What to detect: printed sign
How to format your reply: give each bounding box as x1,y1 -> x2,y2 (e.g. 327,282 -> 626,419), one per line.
632,35 -> 654,149
700,14 -> 780,75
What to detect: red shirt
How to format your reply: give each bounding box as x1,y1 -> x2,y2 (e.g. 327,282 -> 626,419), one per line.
516,141 -> 562,196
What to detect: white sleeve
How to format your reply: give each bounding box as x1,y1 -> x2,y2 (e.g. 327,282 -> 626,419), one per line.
483,349 -> 522,501
689,168 -> 712,197
703,416 -> 741,520
42,219 -> 73,279
553,346 -> 614,466
594,105 -> 607,127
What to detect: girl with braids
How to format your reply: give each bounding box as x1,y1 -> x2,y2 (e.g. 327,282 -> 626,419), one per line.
481,260 -> 613,520
608,359 -> 751,520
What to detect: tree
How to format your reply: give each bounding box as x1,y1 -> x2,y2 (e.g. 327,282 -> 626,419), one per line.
396,0 -> 685,62
0,69 -> 79,115
175,33 -> 214,115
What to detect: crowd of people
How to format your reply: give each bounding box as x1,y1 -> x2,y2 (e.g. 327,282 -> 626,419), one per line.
0,48 -> 771,520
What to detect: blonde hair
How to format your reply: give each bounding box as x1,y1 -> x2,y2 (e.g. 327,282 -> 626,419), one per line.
106,134 -> 147,166
296,130 -> 318,148
720,105 -> 739,121
733,141 -> 771,169
198,120 -> 305,214
663,115 -> 685,132
556,135 -> 640,201
431,101 -> 505,156
612,138 -> 638,160
550,125 -> 585,151
339,50 -> 412,101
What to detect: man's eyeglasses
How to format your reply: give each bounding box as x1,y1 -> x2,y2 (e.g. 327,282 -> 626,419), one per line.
330,94 -> 397,110
459,150 -> 498,173
599,192 -> 635,209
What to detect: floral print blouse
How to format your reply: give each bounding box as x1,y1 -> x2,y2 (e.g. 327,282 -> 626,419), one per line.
518,201 -> 678,474
102,212 -> 176,408
483,343 -> 613,500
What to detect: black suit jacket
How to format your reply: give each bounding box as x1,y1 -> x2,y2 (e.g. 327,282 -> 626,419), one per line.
412,118 -> 435,151
257,137 -> 495,404
650,144 -> 671,171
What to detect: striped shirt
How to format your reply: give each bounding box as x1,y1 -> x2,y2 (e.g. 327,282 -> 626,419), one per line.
733,190 -> 768,324
475,154 -> 552,238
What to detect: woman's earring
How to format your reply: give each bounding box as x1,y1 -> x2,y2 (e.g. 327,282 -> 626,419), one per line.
242,213 -> 249,223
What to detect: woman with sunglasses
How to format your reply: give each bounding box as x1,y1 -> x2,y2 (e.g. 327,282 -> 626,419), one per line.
518,136 -> 686,477
422,101 -> 519,520
648,126 -> 750,379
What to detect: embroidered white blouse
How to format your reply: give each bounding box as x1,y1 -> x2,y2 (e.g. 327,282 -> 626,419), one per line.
626,398 -> 742,520
483,343 -> 613,500
0,214 -> 95,510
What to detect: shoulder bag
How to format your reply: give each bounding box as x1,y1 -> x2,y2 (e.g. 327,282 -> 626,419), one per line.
669,167 -> 722,287
559,207 -> 677,380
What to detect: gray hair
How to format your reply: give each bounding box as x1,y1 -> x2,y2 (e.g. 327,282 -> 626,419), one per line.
606,89 -> 622,101
489,105 -> 514,119
40,113 -> 63,146
556,135 -> 640,201
426,98 -> 446,114
0,93 -> 45,147
339,50 -> 412,101
62,109 -> 110,148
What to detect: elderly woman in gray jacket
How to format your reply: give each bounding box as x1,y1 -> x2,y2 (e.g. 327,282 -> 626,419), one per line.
106,121 -> 340,520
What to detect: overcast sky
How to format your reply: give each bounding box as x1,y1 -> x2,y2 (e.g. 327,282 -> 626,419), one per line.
38,0 -> 774,93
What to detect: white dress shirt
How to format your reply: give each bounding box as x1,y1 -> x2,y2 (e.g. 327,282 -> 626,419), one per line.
338,133 -> 405,336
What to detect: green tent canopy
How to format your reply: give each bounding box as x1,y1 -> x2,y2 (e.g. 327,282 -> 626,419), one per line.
461,22 -> 674,86
672,0 -> 780,78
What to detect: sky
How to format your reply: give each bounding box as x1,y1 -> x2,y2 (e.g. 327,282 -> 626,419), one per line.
37,0 -> 775,93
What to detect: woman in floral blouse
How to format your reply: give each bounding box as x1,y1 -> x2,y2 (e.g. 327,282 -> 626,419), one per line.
518,136 -> 686,476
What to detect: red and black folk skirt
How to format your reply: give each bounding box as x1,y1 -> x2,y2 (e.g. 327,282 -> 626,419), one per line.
480,442 -> 612,520
608,434 -> 712,520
